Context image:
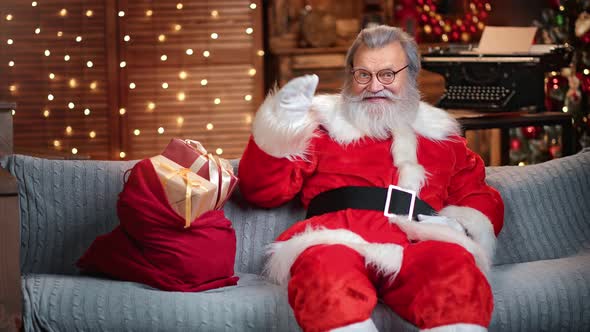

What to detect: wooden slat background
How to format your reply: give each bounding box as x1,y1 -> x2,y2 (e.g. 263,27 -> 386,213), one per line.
0,0 -> 264,160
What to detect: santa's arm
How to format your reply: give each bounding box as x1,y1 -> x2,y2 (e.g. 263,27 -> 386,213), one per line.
439,137 -> 504,261
239,75 -> 320,208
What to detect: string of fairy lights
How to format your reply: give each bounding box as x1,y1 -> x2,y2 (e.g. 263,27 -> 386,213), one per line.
4,1 -> 262,159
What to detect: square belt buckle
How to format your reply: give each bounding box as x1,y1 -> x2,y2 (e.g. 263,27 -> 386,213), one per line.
383,184 -> 417,221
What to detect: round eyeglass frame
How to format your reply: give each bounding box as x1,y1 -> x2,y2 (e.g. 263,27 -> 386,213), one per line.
351,65 -> 409,85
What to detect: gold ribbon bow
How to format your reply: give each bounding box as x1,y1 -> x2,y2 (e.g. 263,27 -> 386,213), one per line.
157,162 -> 204,229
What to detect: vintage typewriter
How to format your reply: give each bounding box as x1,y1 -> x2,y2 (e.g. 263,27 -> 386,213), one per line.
421,44 -> 573,112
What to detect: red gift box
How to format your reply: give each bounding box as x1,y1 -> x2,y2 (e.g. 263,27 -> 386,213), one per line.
161,138 -> 238,209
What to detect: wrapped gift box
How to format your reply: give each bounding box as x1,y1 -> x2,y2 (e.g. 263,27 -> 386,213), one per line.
161,138 -> 238,209
150,155 -> 217,227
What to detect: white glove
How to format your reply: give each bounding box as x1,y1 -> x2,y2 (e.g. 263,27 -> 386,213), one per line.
276,74 -> 319,118
417,214 -> 466,235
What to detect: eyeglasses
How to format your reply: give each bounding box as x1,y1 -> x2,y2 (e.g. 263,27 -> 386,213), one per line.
351,65 -> 409,85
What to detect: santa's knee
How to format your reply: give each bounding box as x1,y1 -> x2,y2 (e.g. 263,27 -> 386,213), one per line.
288,244 -> 378,332
383,242 -> 493,330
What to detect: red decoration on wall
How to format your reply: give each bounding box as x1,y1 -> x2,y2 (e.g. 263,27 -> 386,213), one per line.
414,0 -> 493,43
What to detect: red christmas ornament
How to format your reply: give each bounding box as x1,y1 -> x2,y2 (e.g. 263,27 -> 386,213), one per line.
521,126 -> 541,139
549,145 -> 561,159
510,138 -> 522,151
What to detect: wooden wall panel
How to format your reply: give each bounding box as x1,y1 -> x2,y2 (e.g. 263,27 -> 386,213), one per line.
0,0 -> 264,160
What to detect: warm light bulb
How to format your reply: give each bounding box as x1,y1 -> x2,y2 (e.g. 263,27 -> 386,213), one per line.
177,3 -> 183,10
44,49 -> 51,56
158,34 -> 166,42
133,129 -> 140,136
86,60 -> 93,67
43,110 -> 50,117
211,10 -> 219,17
162,82 -> 169,89
177,92 -> 186,101
123,35 -> 130,42
174,24 -> 182,31
250,3 -> 257,9
8,61 -> 14,67
60,9 -> 67,16
201,79 -> 208,86
84,108 -> 91,115
584,69 -> 590,75
257,50 -> 265,56
75,36 -> 82,42
244,94 -> 252,101
89,131 -> 96,138
66,126 -> 73,134
147,102 -> 155,110
206,123 -> 214,130
90,81 -> 97,89
157,127 -> 165,134
146,10 -> 153,16
160,54 -> 168,61
68,102 -> 75,109
9,85 -> 16,92
32,2 -> 38,7
214,98 -> 221,104
71,148 -> 78,155
69,79 -> 77,88
203,50 -> 210,57
210,33 -> 218,39
119,108 -> 126,115
562,106 -> 568,113
177,116 -> 184,125
119,152 -> 126,158
57,31 -> 63,37
86,10 -> 93,17
129,82 -> 136,89
11,110 -> 15,116
48,94 -> 54,100
248,68 -> 256,76
245,27 -> 253,34
215,148 -> 223,155
6,14 -> 13,21
120,61 -> 126,68
35,28 -> 41,34
53,140 -> 61,147
179,71 -> 187,79
186,48 -> 193,55
118,11 -> 125,17
64,55 -> 71,61
7,39 -> 13,45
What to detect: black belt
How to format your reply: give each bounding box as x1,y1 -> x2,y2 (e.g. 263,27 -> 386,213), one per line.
306,186 -> 437,220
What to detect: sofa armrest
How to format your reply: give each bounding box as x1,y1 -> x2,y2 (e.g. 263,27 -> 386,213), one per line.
0,166 -> 22,331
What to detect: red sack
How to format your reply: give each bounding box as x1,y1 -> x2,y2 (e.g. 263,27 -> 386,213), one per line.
77,159 -> 239,292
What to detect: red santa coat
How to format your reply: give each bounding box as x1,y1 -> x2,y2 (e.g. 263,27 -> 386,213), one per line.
239,94 -> 504,287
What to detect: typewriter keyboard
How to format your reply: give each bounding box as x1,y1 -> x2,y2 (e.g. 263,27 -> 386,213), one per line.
439,85 -> 516,110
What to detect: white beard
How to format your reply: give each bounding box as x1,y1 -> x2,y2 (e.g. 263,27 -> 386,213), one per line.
341,82 -> 421,140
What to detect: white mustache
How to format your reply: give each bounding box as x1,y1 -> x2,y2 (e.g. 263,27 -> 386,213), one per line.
344,89 -> 403,103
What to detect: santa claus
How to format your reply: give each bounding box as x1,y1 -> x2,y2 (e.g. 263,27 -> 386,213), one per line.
239,25 -> 504,332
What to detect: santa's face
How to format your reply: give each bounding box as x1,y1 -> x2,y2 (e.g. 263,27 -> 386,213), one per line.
349,42 -> 409,102
342,42 -> 419,138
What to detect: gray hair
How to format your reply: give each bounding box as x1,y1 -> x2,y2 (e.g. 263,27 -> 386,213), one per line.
345,25 -> 421,82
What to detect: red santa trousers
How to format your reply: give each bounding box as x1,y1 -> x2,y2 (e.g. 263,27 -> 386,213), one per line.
279,211 -> 493,332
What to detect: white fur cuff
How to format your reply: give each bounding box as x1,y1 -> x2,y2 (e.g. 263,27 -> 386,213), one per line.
252,91 -> 318,160
264,227 -> 404,286
438,206 -> 496,264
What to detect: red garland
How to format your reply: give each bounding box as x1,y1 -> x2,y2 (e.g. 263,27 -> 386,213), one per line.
416,0 -> 493,43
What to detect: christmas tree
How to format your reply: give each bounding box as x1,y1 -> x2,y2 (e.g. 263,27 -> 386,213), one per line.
511,0 -> 590,165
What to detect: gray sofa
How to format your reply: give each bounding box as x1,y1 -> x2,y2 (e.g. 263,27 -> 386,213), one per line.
0,150 -> 589,332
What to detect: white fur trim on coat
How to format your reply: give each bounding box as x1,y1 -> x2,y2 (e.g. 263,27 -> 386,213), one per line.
264,227 -> 404,286
251,90 -> 319,160
420,323 -> 487,332
438,205 -> 497,265
390,217 -> 491,274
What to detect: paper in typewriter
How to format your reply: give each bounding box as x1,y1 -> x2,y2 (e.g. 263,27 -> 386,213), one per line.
474,26 -> 538,54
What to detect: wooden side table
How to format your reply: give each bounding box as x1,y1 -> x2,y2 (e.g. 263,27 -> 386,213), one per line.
449,109 -> 574,165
